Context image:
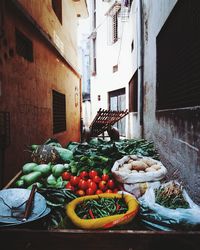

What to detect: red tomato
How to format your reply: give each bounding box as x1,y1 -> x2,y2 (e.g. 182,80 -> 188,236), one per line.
88,181 -> 97,192
76,189 -> 85,196
87,178 -> 93,185
92,175 -> 101,183
65,182 -> 75,191
79,171 -> 88,179
101,174 -> 109,181
62,171 -> 71,181
107,179 -> 115,190
70,176 -> 80,186
99,180 -> 107,191
78,179 -> 88,190
96,189 -> 103,195
105,189 -> 113,193
89,170 -> 98,179
86,187 -> 96,195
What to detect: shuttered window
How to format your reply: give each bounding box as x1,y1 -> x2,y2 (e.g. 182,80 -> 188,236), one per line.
106,3 -> 121,45
52,90 -> 66,134
156,0 -> 200,110
112,12 -> 118,43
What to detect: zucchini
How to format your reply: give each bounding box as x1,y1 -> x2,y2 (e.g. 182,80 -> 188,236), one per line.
22,162 -> 38,174
22,171 -> 42,186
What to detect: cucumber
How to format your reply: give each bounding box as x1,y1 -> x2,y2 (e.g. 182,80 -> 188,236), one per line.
33,164 -> 51,177
22,171 -> 42,186
22,162 -> 38,174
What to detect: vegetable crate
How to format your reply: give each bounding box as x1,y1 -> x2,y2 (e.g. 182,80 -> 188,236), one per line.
89,108 -> 129,137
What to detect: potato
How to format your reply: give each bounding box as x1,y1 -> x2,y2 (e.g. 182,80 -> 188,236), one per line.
145,167 -> 156,172
119,167 -> 131,173
150,164 -> 161,170
142,159 -> 156,167
127,159 -> 134,164
122,163 -> 132,170
131,161 -> 148,171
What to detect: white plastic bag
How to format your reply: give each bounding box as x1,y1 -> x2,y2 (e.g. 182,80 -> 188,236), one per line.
111,155 -> 167,184
123,181 -> 161,198
139,181 -> 200,227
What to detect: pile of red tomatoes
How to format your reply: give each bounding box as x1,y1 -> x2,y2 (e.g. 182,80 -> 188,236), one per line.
62,170 -> 121,196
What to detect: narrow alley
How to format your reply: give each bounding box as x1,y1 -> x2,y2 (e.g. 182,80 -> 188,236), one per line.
0,0 -> 200,249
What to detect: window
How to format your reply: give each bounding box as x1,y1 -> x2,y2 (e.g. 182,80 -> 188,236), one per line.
109,88 -> 126,136
52,90 -> 66,134
107,3 -> 121,44
15,29 -> 33,62
112,12 -> 119,43
129,71 -> 138,112
156,0 -> 200,110
52,0 -> 62,24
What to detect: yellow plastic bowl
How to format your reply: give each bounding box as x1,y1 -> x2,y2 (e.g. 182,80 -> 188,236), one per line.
66,193 -> 139,230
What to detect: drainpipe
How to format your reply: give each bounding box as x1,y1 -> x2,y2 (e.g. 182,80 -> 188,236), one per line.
138,0 -> 144,137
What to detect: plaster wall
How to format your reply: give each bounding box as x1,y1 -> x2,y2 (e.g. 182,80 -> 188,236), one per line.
18,0 -> 79,68
141,0 -> 200,203
0,1 -> 82,185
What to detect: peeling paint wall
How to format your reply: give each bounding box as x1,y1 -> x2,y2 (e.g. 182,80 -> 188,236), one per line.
0,1 -> 82,185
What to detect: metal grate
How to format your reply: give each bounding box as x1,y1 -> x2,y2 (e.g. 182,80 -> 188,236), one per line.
52,90 -> 66,134
0,112 -> 10,149
15,29 -> 33,62
156,0 -> 200,110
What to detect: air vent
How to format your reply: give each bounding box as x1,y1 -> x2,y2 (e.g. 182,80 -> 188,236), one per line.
15,29 -> 33,62
52,90 -> 66,134
113,64 -> 118,73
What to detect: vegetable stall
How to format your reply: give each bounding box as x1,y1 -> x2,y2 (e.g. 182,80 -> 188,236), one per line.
0,138 -> 200,250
